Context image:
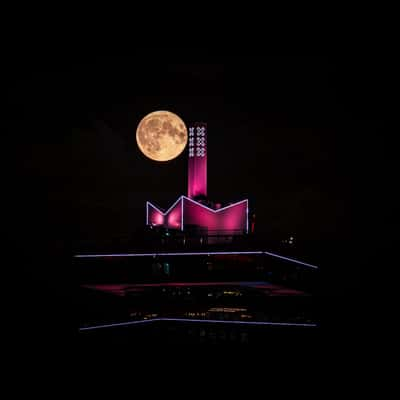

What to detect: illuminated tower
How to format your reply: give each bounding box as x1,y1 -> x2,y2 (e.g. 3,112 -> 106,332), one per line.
188,123 -> 207,199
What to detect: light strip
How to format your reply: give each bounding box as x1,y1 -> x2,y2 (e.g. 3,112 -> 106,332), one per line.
181,198 -> 184,231
246,200 -> 249,234
75,251 -> 263,258
74,250 -> 318,269
147,196 -> 184,218
80,319 -> 154,331
182,195 -> 248,214
79,318 -> 317,331
263,251 -> 319,269
147,195 -> 248,220
161,318 -> 317,327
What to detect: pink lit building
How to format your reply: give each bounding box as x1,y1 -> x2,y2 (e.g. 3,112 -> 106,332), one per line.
146,123 -> 248,237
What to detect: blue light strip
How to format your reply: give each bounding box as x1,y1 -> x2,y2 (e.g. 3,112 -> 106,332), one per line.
80,319 -> 154,331
79,318 -> 317,331
262,251 -> 319,269
74,250 -> 318,269
160,318 -> 317,327
75,251 -> 263,258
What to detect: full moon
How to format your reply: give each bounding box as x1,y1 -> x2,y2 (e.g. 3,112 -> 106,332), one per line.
136,110 -> 188,161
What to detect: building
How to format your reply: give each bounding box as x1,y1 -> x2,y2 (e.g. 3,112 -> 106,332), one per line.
146,123 -> 248,241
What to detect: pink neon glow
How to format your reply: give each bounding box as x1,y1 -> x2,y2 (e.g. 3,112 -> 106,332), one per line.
146,196 -> 248,234
182,196 -> 247,234
167,205 -> 182,230
188,123 -> 207,199
147,198 -> 182,229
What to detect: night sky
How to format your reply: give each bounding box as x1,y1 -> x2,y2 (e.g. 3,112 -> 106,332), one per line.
6,52 -> 392,293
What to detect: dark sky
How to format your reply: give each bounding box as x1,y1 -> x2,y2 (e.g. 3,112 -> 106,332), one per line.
6,53 -> 392,266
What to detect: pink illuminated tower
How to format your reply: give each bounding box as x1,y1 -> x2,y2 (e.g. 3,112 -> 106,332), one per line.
146,123 -> 248,237
188,123 -> 207,199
